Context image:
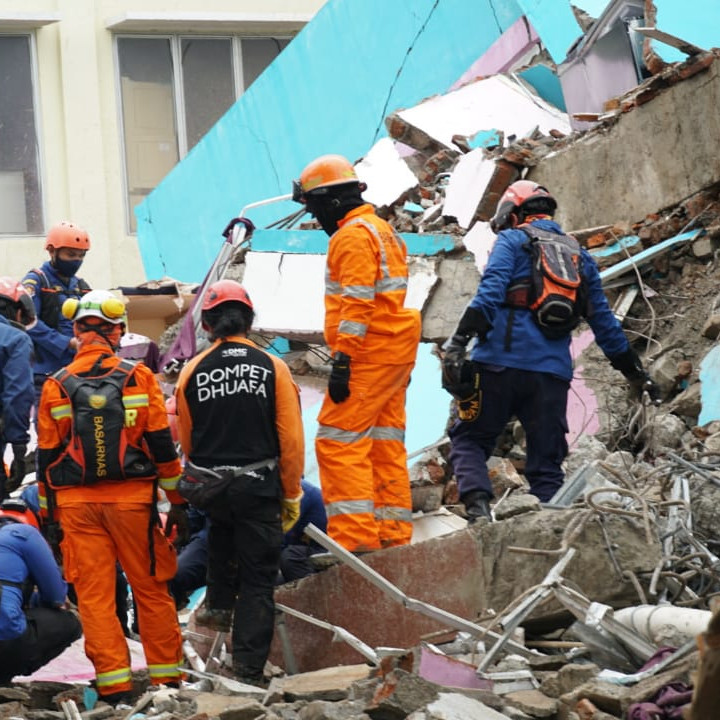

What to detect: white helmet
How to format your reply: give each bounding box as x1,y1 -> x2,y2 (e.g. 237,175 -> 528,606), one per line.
62,290 -> 127,325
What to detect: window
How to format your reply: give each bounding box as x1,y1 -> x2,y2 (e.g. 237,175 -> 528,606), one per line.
117,35 -> 289,232
0,34 -> 43,234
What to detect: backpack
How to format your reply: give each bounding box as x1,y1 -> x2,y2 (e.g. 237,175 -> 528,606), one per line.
46,358 -> 157,488
505,226 -> 586,339
29,268 -> 91,329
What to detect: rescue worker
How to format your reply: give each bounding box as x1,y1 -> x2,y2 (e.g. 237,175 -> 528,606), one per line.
293,154 -> 421,552
175,280 -> 304,686
22,221 -> 92,409
279,479 -> 327,582
36,290 -> 185,705
441,180 -> 658,520
0,497 -> 81,684
0,278 -> 36,499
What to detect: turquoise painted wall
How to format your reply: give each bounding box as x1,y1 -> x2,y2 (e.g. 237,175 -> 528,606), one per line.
136,0 -> 582,283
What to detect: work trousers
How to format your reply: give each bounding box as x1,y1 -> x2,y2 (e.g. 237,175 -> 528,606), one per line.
0,607 -> 81,684
449,366 -> 569,503
206,486 -> 283,676
59,503 -> 182,696
316,361 -> 414,552
169,531 -> 208,608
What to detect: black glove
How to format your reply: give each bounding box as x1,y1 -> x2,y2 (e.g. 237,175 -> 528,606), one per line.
328,352 -> 351,403
44,521 -> 64,548
165,504 -> 190,547
7,444 -> 28,493
221,216 -> 255,240
609,347 -> 661,402
441,334 -> 470,395
456,305 -> 493,341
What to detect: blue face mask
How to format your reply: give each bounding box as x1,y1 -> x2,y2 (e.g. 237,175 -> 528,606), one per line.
53,258 -> 83,277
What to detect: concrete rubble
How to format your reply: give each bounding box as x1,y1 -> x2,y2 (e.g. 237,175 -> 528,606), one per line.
10,5 -> 720,720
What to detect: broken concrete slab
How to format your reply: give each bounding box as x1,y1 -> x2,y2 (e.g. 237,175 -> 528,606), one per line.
272,508 -> 661,672
393,75 -> 570,153
533,55 -> 720,230
421,255 -> 480,343
268,665 -> 372,703
407,691 -> 513,720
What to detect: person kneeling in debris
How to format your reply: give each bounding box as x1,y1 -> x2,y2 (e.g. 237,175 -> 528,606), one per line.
36,291 -> 185,705
0,498 -> 81,684
442,181 -> 660,522
174,280 -> 304,686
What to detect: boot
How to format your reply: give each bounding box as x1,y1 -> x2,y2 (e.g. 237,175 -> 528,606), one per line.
232,663 -> 269,688
194,607 -> 233,632
461,490 -> 492,523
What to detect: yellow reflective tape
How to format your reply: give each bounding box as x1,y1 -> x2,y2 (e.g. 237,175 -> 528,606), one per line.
96,667 -> 132,687
39,496 -> 48,509
123,394 -> 149,408
148,663 -> 180,677
50,404 -> 72,420
160,475 -> 180,491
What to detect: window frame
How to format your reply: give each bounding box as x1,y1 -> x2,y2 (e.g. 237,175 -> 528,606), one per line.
0,31 -> 45,235
114,32 -> 289,234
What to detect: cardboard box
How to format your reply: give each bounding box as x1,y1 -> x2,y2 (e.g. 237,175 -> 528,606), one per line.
121,290 -> 195,343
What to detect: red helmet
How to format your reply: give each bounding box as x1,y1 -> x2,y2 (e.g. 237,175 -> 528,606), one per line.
202,280 -> 253,312
45,221 -> 91,251
0,498 -> 40,531
0,277 -> 36,329
490,180 -> 556,233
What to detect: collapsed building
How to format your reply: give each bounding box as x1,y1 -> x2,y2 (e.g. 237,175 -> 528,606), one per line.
9,1 -> 720,719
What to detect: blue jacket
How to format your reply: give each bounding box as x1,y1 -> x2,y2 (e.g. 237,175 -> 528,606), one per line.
283,480 -> 327,550
0,521 -> 67,640
468,219 -> 629,381
22,261 -> 88,376
0,316 -> 33,445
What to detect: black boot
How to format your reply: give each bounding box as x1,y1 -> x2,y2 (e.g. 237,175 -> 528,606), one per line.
461,490 -> 492,522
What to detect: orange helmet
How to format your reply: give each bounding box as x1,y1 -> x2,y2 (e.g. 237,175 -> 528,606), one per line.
294,154 -> 359,201
490,181 -> 556,233
0,498 -> 40,531
202,280 -> 253,312
0,277 -> 36,329
45,221 -> 91,252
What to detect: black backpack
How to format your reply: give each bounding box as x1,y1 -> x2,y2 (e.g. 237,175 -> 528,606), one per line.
46,358 -> 157,487
505,226 -> 587,339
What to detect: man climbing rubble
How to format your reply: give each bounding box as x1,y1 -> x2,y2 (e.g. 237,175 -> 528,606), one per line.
293,154 -> 421,553
174,280 -> 304,686
442,180 -> 659,521
36,290 -> 185,705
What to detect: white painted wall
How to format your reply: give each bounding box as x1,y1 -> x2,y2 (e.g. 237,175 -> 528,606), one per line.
0,0 -> 327,289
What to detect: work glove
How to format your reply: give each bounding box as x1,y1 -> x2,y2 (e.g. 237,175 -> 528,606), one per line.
609,347 -> 661,403
328,352 -> 351,403
455,363 -> 482,422
165,504 -> 190,547
44,521 -> 64,549
7,444 -> 28,493
441,334 -> 470,395
281,492 -> 303,533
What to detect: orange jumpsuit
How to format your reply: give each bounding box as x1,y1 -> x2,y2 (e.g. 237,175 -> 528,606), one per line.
37,342 -> 183,697
317,204 -> 421,552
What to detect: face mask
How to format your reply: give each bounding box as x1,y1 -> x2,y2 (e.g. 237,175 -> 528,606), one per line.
53,258 -> 83,277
